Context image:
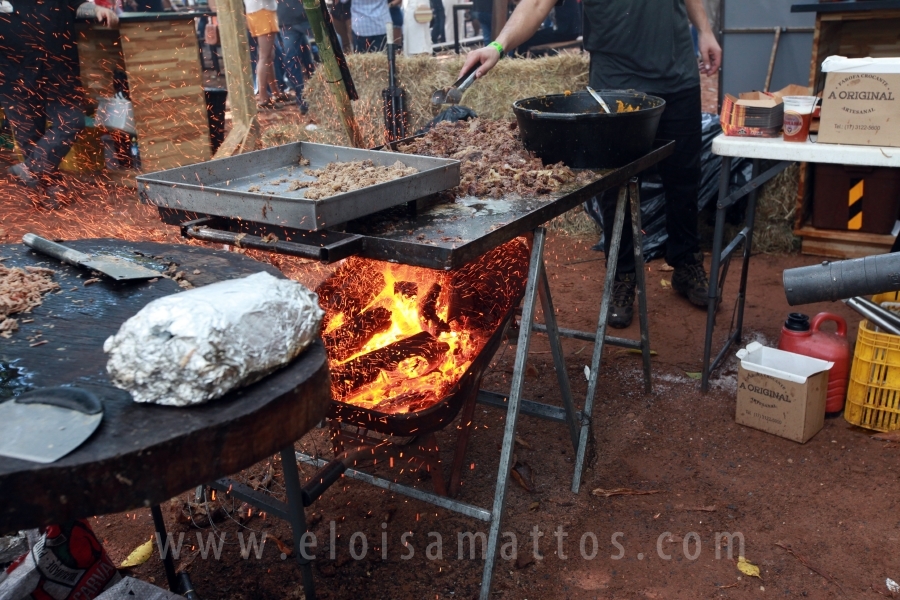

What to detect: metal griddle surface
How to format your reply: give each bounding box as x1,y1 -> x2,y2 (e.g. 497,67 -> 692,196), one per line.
347,140 -> 674,269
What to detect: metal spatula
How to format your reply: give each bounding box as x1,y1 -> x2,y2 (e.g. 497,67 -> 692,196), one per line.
23,233 -> 160,281
0,387 -> 104,463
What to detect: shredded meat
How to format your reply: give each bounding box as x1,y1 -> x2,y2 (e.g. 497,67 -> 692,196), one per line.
0,264 -> 59,337
295,159 -> 418,200
397,119 -> 583,198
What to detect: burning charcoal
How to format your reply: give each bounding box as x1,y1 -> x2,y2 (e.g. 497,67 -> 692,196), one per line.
331,331 -> 450,397
374,390 -> 434,414
419,283 -> 449,334
316,257 -> 386,329
323,306 -> 393,361
393,281 -> 418,299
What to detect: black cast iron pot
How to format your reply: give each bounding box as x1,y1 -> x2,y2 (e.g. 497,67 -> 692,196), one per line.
513,90 -> 666,169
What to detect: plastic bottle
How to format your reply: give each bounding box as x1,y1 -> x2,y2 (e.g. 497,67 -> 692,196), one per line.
777,312 -> 851,414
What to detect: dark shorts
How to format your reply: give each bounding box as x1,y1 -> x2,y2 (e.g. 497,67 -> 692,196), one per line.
390,5 -> 403,26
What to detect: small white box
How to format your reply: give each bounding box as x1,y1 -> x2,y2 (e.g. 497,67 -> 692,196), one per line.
735,342 -> 833,443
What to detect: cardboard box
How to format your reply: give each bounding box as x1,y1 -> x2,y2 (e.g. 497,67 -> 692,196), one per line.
818,56 -> 900,147
735,342 -> 833,443
721,84 -> 811,137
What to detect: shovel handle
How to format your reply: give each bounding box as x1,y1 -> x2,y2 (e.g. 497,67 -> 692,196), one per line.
22,233 -> 91,267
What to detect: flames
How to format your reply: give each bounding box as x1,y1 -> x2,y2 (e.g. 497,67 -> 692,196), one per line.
317,239 -> 530,415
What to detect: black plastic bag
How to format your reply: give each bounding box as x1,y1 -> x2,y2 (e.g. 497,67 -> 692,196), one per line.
585,112 -> 753,260
416,105 -> 478,134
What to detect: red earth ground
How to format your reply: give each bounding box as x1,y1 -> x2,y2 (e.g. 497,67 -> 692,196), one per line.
2,163 -> 897,599
2,73 -> 897,599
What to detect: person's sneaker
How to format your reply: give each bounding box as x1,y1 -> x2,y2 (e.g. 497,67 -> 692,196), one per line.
8,163 -> 39,188
672,257 -> 710,307
608,271 -> 636,329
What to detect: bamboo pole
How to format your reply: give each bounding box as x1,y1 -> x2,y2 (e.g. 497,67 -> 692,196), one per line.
302,0 -> 364,148
210,0 -> 259,156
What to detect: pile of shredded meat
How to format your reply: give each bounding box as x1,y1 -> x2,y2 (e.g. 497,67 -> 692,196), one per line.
397,119 -> 583,198
289,159 -> 418,199
0,264 -> 59,337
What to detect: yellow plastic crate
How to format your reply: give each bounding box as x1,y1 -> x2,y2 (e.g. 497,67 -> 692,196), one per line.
846,318 -> 900,431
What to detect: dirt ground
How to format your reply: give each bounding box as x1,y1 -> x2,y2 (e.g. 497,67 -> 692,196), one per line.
2,73 -> 896,599
3,154 -> 897,599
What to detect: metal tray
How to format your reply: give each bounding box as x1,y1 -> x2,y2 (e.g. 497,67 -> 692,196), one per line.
136,142 -> 460,231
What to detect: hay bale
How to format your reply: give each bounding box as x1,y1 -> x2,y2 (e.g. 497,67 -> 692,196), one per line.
753,163 -> 800,254
302,53 -> 589,147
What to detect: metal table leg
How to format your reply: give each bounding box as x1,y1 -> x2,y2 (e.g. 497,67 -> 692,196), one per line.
701,159 -> 792,391
150,504 -> 179,593
702,157 -> 731,392
479,227 -> 548,600
628,178 -> 653,394
280,446 -> 317,600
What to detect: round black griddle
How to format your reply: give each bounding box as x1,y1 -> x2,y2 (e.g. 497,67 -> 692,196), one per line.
0,240 -> 331,532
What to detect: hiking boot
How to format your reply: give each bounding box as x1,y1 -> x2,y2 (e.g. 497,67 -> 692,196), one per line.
607,271 -> 636,329
672,256 -> 710,307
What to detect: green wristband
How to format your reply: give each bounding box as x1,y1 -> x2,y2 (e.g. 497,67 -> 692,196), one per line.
488,41 -> 504,57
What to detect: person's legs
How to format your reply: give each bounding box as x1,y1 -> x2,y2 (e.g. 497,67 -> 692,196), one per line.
27,96 -> 84,178
471,10 -> 491,44
281,24 -> 310,113
653,86 -> 707,307
256,32 -> 278,104
354,33 -> 386,53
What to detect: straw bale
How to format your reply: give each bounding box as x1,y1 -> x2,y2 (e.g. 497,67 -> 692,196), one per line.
753,163 -> 800,254
301,53 -> 589,148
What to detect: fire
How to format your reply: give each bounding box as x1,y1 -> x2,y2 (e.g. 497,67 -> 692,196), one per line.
317,238 -> 530,415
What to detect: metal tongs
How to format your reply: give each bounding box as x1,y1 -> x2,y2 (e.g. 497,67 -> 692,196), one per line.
431,64 -> 480,106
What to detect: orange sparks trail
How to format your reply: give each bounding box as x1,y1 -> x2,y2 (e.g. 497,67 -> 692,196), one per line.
317,238 -> 530,415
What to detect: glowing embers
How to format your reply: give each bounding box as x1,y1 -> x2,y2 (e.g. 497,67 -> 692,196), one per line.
317,239 -> 529,415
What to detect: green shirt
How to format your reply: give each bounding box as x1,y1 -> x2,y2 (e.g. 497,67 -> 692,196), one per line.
582,0 -> 699,94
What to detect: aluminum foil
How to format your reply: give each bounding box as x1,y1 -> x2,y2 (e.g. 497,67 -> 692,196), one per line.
104,272 -> 324,406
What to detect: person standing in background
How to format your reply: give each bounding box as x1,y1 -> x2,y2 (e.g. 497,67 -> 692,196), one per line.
470,0 -> 492,45
243,0 -> 281,108
347,0 -> 390,52
277,0 -> 314,114
328,0 -> 354,53
388,0 -> 402,48
462,0 -> 721,328
0,0 -> 118,210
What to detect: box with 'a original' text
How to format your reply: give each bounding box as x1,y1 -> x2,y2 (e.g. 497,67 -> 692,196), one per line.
818,55 -> 900,147
735,342 -> 833,443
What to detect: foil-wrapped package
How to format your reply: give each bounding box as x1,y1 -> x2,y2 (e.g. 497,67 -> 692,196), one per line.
104,272 -> 324,406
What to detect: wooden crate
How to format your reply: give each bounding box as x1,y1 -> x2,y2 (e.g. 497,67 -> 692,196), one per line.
796,8 -> 900,258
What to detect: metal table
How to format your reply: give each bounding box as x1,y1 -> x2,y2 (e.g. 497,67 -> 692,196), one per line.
700,135 -> 900,391
0,240 -> 331,598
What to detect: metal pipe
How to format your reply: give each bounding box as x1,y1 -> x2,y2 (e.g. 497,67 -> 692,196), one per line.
849,296 -> 900,329
783,253 -> 900,305
845,297 -> 900,336
722,27 -> 814,34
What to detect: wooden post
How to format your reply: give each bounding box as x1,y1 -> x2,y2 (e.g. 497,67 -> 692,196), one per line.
302,0 -> 364,148
211,0 -> 260,157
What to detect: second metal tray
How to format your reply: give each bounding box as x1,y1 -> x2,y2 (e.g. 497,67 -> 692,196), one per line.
136,142 -> 460,231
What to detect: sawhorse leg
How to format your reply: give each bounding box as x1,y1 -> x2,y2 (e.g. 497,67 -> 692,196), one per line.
480,227 -> 570,599
571,180 -> 651,493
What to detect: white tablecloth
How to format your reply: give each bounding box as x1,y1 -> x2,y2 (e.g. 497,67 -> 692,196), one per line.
711,135 -> 900,168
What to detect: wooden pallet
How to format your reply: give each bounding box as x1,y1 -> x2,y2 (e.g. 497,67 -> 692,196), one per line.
795,224 -> 894,258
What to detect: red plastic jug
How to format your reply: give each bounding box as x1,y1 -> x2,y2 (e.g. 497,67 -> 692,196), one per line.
777,312 -> 851,414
